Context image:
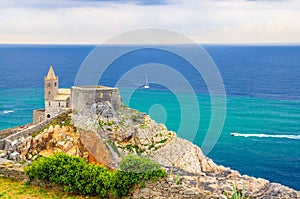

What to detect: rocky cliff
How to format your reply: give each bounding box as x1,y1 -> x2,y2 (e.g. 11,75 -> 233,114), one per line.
71,101 -> 300,198
1,102 -> 300,198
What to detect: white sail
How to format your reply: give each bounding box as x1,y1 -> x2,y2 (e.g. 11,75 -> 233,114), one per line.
144,74 -> 150,89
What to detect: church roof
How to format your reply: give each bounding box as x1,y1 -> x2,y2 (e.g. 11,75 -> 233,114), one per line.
46,66 -> 57,80
53,88 -> 71,101
58,88 -> 71,95
54,94 -> 70,101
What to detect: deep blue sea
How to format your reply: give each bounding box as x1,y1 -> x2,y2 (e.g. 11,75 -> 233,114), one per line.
0,44 -> 299,190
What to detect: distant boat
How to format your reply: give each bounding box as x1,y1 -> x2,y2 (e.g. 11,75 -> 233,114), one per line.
231,132 -> 239,136
143,74 -> 150,89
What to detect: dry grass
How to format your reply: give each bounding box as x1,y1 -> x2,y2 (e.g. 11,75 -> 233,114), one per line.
0,177 -> 96,199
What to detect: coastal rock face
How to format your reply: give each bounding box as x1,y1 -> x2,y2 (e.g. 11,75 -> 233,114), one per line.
1,101 -> 299,198
78,129 -> 115,168
142,135 -> 300,198
2,125 -> 84,162
19,125 -> 80,160
72,102 -> 177,162
71,101 -> 300,198
257,183 -> 300,199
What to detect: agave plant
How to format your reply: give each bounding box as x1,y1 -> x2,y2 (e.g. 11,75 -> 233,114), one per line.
225,182 -> 252,199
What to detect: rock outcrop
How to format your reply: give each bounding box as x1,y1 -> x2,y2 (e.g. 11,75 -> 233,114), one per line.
79,128 -> 115,168
1,124 -> 83,162
1,101 -> 299,198
74,102 -> 300,198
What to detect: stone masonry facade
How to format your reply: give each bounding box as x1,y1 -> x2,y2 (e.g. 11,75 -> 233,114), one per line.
33,66 -> 122,125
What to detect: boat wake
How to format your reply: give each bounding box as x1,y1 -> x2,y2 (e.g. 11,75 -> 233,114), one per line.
231,132 -> 300,140
1,110 -> 14,115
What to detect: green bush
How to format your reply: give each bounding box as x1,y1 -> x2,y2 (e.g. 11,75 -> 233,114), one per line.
25,153 -> 111,197
120,154 -> 161,173
114,154 -> 167,196
25,153 -> 166,197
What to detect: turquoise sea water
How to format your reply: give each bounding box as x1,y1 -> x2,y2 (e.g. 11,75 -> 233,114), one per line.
0,44 -> 299,190
127,89 -> 300,190
0,87 -> 43,128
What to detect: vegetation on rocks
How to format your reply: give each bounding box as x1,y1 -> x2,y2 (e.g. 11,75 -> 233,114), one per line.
225,183 -> 252,199
0,176 -> 88,199
32,112 -> 76,138
93,106 -> 176,156
17,124 -> 79,161
25,153 -> 166,198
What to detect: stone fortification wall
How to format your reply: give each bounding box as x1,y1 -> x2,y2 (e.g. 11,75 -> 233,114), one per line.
71,86 -> 122,133
71,86 -> 121,111
0,126 -> 28,139
33,109 -> 45,124
0,111 -> 70,151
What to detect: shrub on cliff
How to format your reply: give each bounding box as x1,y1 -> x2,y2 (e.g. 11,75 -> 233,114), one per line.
25,153 -> 166,197
24,153 -> 111,197
119,153 -> 161,173
112,154 -> 167,196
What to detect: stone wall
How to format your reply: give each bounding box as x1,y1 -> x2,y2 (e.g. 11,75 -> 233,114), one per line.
0,141 -> 4,151
33,109 -> 45,124
0,111 -> 70,151
72,86 -> 121,112
0,163 -> 28,182
127,177 -> 219,199
0,163 -> 63,191
0,125 -> 31,139
45,99 -> 70,119
6,118 -> 54,142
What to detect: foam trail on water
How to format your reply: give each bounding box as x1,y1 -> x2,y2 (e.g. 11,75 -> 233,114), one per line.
1,110 -> 14,115
231,133 -> 300,140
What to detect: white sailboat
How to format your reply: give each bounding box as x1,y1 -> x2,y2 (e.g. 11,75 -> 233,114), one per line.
143,74 -> 150,89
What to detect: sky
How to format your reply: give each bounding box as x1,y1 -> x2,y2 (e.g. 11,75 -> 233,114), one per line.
0,0 -> 299,44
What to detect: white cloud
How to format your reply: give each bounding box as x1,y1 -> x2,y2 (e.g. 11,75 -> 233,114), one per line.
0,0 -> 299,44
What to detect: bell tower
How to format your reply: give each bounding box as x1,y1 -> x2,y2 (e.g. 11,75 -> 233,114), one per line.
44,66 -> 58,101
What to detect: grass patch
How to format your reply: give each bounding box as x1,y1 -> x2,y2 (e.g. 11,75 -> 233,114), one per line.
0,176 -> 91,199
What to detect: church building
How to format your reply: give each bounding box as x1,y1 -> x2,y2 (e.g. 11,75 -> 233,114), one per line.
33,66 -> 71,124
33,66 -> 121,125
44,66 -> 71,119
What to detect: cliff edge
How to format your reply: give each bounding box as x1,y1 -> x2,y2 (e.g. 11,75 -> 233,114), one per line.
1,101 -> 299,198
71,101 -> 300,198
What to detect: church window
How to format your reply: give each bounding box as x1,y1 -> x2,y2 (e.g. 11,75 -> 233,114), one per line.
48,91 -> 51,95
47,114 -> 50,118
49,102 -> 51,107
54,82 -> 57,87
100,92 -> 104,98
58,102 -> 60,107
109,92 -> 112,98
47,83 -> 51,87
